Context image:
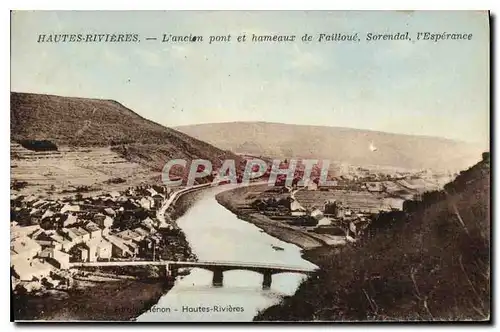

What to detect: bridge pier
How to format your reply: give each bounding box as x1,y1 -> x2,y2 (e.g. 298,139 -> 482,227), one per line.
165,264 -> 178,287
262,272 -> 272,290
212,268 -> 223,287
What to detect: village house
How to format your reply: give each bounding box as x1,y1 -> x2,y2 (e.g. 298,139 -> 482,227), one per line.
41,209 -> 55,221
116,229 -> 144,243
141,217 -> 157,233
60,203 -> 80,214
381,197 -> 405,211
309,208 -> 333,227
126,241 -> 139,256
133,227 -> 150,238
32,231 -> 58,248
103,207 -> 116,217
317,216 -> 333,227
366,182 -> 384,192
105,235 -> 133,258
64,227 -> 90,244
101,197 -> 116,206
290,200 -> 307,217
305,179 -> 319,191
23,195 -> 38,204
152,194 -> 164,208
38,247 -> 70,269
62,213 -> 78,227
11,258 -> 53,281
85,237 -> 112,262
11,236 -> 42,269
310,209 -> 324,220
108,191 -> 121,199
138,197 -> 154,210
120,199 -> 141,211
83,221 -> 102,238
116,196 -> 129,203
32,199 -> 48,209
29,209 -> 44,225
324,200 -> 345,218
151,233 -> 163,244
69,244 -> 89,262
146,188 -> 158,197
11,224 -> 41,239
50,232 -> 73,252
139,232 -> 162,256
94,213 -> 114,229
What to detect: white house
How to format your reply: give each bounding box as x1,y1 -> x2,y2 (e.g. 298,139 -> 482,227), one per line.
317,217 -> 333,227
60,204 -> 81,214
64,227 -> 90,244
108,191 -> 121,199
11,236 -> 41,261
116,229 -> 144,243
11,224 -> 41,239
63,214 -> 78,227
50,232 -> 73,252
290,200 -> 307,216
139,197 -> 153,210
310,209 -> 324,220
85,238 -> 112,262
94,213 -> 114,229
307,180 -> 318,191
38,248 -> 70,269
83,221 -> 102,238
11,258 -> 53,281
103,208 -> 116,217
105,235 -> 133,258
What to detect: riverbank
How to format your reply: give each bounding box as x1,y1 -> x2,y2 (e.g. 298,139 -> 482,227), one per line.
12,188 -> 207,322
13,278 -> 169,321
215,185 -> 326,250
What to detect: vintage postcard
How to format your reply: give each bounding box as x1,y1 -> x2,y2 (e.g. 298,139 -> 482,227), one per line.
10,10 -> 490,322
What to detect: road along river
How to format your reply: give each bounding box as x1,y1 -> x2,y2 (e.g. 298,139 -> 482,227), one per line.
137,185 -> 317,322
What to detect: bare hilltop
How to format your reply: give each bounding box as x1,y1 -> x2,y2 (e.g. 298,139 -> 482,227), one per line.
175,121 -> 485,172
10,92 -> 238,196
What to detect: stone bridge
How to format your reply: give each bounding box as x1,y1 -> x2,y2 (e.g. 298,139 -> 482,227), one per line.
69,260 -> 318,290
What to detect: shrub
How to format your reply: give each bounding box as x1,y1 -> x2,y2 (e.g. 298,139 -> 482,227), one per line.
18,140 -> 58,152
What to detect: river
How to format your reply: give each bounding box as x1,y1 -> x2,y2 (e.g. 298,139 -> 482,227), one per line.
136,185 -> 317,322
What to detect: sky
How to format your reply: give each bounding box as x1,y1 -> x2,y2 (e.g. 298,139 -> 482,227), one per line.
11,11 -> 489,147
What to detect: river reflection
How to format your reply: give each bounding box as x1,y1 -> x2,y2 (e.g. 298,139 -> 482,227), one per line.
137,186 -> 317,322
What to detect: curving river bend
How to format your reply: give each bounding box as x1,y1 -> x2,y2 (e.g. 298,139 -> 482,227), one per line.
137,186 -> 317,322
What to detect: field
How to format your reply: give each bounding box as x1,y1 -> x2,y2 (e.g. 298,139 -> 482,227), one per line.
295,189 -> 396,213
10,142 -> 157,198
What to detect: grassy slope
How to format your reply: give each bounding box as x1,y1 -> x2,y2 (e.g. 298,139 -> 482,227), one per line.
11,92 -> 239,172
255,155 -> 490,321
175,121 -> 483,171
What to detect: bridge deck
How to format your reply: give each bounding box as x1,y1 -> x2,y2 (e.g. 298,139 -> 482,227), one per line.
68,260 -> 317,273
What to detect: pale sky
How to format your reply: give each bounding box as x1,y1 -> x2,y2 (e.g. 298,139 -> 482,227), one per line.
11,11 -> 489,147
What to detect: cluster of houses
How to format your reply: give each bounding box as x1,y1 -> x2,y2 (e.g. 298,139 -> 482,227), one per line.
251,183 -> 375,241
10,185 -> 174,285
289,197 -> 369,237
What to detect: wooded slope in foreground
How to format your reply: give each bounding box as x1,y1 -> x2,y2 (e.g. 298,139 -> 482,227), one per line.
256,153 -> 490,321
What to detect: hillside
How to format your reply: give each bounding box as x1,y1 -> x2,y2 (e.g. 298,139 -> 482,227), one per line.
10,92 -> 239,195
175,122 -> 484,172
255,153 -> 490,321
